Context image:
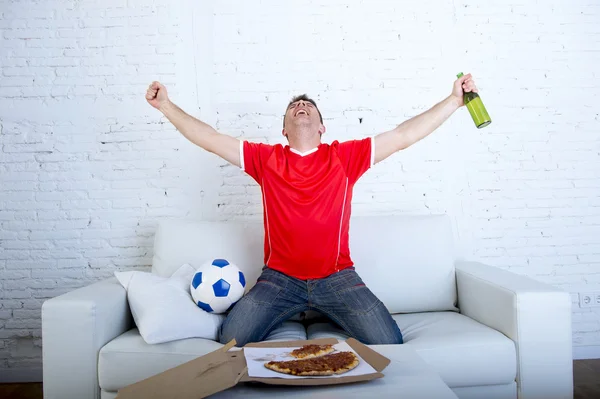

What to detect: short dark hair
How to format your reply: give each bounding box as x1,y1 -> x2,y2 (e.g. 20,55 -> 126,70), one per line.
283,94 -> 323,127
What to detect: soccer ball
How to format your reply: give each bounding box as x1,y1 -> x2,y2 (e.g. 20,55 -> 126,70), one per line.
190,259 -> 246,314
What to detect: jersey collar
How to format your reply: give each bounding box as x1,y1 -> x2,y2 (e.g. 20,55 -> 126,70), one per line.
289,146 -> 319,157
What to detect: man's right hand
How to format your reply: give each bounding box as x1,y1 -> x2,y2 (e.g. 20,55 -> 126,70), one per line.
148,80 -> 242,168
146,81 -> 169,111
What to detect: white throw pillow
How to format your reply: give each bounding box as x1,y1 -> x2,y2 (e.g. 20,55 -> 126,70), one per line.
114,264 -> 226,344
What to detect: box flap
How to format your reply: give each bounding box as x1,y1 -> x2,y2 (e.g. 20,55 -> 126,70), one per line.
116,339 -> 245,399
346,338 -> 390,372
240,371 -> 385,386
244,337 -> 338,348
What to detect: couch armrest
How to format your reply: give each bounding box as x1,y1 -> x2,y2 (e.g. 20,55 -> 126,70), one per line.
42,277 -> 132,399
455,261 -> 573,399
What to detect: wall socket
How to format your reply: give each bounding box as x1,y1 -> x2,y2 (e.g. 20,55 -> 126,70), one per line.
579,292 -> 600,308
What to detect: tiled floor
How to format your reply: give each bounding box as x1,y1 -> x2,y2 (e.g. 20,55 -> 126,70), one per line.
1,359 -> 598,398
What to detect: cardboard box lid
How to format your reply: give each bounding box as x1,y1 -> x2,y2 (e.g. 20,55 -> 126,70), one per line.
116,338 -> 390,399
116,340 -> 245,399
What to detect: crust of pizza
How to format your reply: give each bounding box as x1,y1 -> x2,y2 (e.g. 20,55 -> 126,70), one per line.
290,344 -> 335,359
264,351 -> 359,376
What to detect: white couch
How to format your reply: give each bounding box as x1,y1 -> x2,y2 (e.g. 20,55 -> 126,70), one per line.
42,214 -> 574,399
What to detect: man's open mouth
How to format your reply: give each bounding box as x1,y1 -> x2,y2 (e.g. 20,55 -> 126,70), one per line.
295,109 -> 309,116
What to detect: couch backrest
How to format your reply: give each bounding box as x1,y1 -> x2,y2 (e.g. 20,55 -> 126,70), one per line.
152,219 -> 265,287
152,214 -> 457,314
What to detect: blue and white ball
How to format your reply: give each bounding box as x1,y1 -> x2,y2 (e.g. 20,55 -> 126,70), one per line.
190,259 -> 246,314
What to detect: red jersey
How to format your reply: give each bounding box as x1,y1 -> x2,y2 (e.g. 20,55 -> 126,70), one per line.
241,137 -> 374,280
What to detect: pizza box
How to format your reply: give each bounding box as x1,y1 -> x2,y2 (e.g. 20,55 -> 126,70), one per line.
115,337 -> 391,399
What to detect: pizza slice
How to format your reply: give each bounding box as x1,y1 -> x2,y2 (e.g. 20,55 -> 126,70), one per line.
264,351 -> 359,376
290,344 -> 335,359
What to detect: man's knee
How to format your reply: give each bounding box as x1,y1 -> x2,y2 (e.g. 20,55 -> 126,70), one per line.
217,294 -> 276,347
218,317 -> 232,345
218,302 -> 256,347
356,305 -> 404,345
218,318 -> 246,346
363,327 -> 403,345
377,329 -> 403,345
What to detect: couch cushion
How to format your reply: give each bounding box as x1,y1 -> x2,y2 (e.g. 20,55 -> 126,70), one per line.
98,329 -> 223,391
101,390 -> 117,399
306,311 -> 516,388
307,321 -> 351,341
349,214 -> 457,313
152,215 -> 457,314
99,322 -> 307,391
264,320 -> 308,342
152,220 -> 265,289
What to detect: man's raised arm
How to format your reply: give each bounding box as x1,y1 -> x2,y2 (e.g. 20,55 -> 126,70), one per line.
373,73 -> 478,164
146,81 -> 241,168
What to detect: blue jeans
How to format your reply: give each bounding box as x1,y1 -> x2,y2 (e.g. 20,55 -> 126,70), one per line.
219,266 -> 403,346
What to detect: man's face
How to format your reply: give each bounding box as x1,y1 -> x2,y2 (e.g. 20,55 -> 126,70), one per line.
283,100 -> 324,138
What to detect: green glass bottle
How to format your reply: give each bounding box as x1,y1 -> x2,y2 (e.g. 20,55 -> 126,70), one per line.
457,72 -> 491,129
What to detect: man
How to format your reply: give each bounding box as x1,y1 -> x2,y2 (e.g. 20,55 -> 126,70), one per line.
146,74 -> 479,346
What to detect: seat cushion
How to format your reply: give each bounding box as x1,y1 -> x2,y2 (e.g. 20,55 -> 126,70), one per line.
307,321 -> 350,340
101,391 -> 117,399
306,311 -> 516,388
98,328 -> 223,391
99,322 -> 307,391
264,320 -> 308,342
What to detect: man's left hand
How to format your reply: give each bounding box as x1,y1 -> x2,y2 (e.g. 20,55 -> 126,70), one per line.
451,73 -> 478,107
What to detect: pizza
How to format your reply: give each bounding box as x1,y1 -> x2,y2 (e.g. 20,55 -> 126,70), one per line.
264,351 -> 359,376
290,344 -> 335,359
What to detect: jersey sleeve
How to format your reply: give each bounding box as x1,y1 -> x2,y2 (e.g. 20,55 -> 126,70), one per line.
335,137 -> 375,184
240,140 -> 276,184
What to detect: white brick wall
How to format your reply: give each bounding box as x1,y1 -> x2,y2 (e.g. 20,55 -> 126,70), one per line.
1,0 -> 599,378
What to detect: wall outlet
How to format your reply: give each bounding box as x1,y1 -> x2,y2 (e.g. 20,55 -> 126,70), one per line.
579,292 -> 600,308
